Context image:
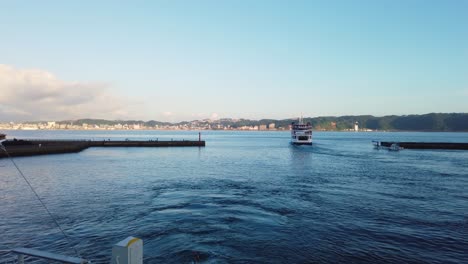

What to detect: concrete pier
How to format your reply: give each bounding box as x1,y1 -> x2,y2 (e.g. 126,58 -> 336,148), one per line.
377,141 -> 468,150
0,139 -> 205,158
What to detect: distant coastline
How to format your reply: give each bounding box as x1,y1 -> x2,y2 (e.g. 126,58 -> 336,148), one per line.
1,113 -> 468,132
2,128 -> 468,133
0,128 -> 369,132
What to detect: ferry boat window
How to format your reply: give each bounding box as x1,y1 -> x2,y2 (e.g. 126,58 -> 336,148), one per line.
298,136 -> 308,140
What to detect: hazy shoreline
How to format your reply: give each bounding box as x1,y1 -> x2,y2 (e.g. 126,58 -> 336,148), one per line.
2,128 -> 467,133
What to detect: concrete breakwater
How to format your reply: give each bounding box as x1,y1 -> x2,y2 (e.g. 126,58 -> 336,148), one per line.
0,139 -> 205,158
378,141 -> 468,150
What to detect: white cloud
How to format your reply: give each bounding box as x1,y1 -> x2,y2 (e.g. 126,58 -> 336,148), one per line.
210,113 -> 219,120
0,64 -> 139,121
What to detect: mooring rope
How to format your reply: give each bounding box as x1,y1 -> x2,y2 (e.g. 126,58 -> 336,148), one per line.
0,141 -> 86,261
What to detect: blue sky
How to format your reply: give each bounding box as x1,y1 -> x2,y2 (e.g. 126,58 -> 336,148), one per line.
0,0 -> 467,121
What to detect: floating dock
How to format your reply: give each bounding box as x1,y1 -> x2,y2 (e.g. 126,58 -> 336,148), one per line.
374,141 -> 468,150
0,139 -> 205,158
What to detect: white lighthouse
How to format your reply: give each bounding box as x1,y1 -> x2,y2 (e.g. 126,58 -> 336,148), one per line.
354,122 -> 359,132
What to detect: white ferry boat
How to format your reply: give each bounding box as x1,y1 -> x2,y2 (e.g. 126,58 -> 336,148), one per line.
290,117 -> 312,145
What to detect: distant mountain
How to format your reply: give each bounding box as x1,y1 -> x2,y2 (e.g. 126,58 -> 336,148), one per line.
190,113 -> 468,131
57,118 -> 173,127
18,113 -> 468,132
289,113 -> 468,131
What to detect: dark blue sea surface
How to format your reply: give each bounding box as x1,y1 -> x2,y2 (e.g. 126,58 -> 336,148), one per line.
1,131 -> 467,263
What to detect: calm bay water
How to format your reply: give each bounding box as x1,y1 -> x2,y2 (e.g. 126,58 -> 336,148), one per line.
1,131 -> 467,263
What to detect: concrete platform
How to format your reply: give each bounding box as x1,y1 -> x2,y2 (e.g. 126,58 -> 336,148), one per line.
377,141 -> 468,150
0,139 -> 205,158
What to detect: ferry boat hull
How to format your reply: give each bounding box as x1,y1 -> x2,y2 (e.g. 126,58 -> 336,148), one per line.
291,141 -> 312,146
290,118 -> 313,145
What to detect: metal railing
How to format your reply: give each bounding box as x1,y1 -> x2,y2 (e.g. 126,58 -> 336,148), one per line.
1,236 -> 143,264
2,248 -> 89,264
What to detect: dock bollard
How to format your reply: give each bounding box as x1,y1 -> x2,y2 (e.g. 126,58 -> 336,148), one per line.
111,237 -> 143,264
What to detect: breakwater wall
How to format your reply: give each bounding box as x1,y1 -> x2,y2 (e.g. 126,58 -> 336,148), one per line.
379,141 -> 468,150
0,139 -> 205,158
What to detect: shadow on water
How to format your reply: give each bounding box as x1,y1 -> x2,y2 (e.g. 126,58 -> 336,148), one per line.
288,142 -> 315,158
289,142 -> 353,160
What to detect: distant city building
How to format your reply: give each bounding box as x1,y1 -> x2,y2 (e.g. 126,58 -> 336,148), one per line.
268,123 -> 275,129
354,122 -> 359,132
259,124 -> 267,130
47,121 -> 56,128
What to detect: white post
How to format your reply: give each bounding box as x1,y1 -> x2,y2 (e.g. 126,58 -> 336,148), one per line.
111,237 -> 143,264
